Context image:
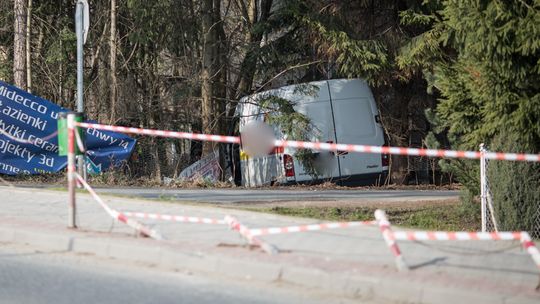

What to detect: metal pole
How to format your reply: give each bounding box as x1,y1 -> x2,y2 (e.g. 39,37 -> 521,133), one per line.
480,143 -> 486,233
481,143 -> 499,233
67,113 -> 77,228
75,2 -> 85,182
76,3 -> 84,115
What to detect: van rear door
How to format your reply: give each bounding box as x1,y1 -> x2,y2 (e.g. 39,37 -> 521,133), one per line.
328,80 -> 384,184
293,99 -> 340,182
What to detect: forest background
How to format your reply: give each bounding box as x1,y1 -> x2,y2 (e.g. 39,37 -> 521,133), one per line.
1,1 -> 539,224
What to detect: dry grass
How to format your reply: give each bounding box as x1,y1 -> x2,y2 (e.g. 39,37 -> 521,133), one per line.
230,198 -> 480,231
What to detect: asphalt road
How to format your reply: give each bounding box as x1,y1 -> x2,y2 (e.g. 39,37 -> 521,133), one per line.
0,243 -> 352,304
93,187 -> 459,203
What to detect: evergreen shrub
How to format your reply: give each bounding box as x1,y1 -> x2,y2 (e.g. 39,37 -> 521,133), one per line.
488,132 -> 540,234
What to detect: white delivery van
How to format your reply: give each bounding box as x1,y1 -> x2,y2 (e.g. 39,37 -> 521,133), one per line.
236,78 -> 389,187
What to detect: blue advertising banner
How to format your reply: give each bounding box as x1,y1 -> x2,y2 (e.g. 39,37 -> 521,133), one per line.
0,81 -> 136,175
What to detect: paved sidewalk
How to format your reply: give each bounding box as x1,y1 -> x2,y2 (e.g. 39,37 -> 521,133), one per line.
0,185 -> 538,303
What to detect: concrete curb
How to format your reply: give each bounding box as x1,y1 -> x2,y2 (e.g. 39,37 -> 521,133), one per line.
1,224 -> 539,304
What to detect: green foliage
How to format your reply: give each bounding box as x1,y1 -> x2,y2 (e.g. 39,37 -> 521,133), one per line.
258,96 -> 314,144
301,16 -> 389,82
126,0 -> 177,46
488,132 -> 540,233
400,8 -> 437,27
425,107 -> 479,191
45,27 -> 76,65
397,2 -> 446,79
5,0 -> 536,189
256,86 -> 322,178
0,0 -> 11,82
0,59 -> 10,82
429,1 -> 538,149
287,1 -> 390,84
399,0 -> 540,194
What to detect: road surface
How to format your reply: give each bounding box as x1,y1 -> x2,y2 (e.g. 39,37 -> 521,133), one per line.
1,186 -> 538,303
0,243 -> 356,304
92,187 -> 459,204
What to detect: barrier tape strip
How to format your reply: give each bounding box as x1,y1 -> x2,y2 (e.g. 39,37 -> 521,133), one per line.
392,231 -> 523,241
374,210 -> 409,271
123,211 -> 226,225
74,128 -> 86,153
67,116 -> 76,228
75,122 -> 540,162
75,173 -> 164,240
248,220 -> 377,236
392,229 -> 540,271
521,232 -> 540,271
224,215 -> 279,255
278,140 -> 540,162
76,122 -> 240,144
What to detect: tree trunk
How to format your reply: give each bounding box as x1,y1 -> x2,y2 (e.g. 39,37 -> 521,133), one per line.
214,0 -> 227,179
25,0 -> 32,93
234,0 -> 256,99
58,37 -> 63,104
13,0 -> 26,89
109,0 -> 118,123
232,0 -> 272,100
201,0 -> 215,157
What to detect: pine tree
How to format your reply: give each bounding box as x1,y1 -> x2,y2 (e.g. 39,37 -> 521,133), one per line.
400,0 -> 540,152
399,0 -> 540,231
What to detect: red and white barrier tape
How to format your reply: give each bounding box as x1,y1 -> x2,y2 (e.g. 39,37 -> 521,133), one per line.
248,220 -> 377,236
76,122 -> 240,144
75,173 -> 164,240
392,231 -> 523,241
393,230 -> 540,270
67,116 -> 76,227
74,127 -> 86,153
521,232 -> 540,271
123,211 -> 226,225
275,140 -> 540,162
374,210 -> 409,271
0,127 -> 58,145
74,121 -> 540,162
224,215 -> 279,255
